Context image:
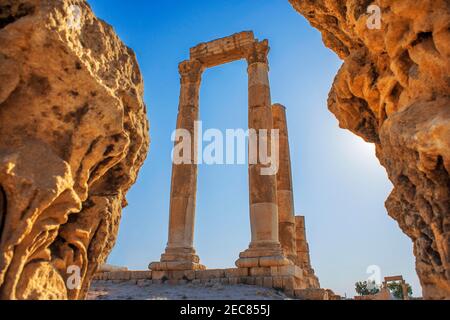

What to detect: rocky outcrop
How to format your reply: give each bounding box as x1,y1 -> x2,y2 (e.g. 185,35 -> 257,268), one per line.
0,0 -> 149,300
289,0 -> 449,299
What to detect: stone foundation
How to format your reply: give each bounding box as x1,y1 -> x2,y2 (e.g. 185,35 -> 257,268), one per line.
93,267 -> 336,299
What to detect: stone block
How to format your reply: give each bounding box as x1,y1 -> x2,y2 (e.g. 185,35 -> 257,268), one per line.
152,271 -> 169,280
259,256 -> 291,267
271,265 -> 294,277
109,271 -> 130,281
183,270 -> 196,281
294,289 -> 329,300
245,277 -> 256,285
94,272 -> 104,280
263,277 -> 273,288
195,269 -> 225,280
248,179 -> 277,206
284,289 -> 295,297
130,271 -> 152,280
249,104 -> 272,128
224,268 -> 249,277
255,277 -> 264,287
235,257 -> 259,268
168,271 -> 187,280
296,242 -> 309,252
272,276 -> 284,289
248,64 -> 270,88
294,278 -> 307,289
249,267 -> 272,277
282,276 -> 295,291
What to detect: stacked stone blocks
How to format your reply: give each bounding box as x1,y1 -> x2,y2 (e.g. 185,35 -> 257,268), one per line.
93,267 -> 334,299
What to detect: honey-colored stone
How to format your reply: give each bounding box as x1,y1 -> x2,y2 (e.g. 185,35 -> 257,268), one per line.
153,31 -> 288,273
195,269 -> 225,280
263,277 -> 273,288
0,0 -> 149,300
249,267 -> 272,277
289,0 -> 450,299
272,104 -> 297,262
224,268 -> 249,278
130,271 -> 152,280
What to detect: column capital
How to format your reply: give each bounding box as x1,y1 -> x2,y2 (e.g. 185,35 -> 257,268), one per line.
179,59 -> 204,83
245,39 -> 270,65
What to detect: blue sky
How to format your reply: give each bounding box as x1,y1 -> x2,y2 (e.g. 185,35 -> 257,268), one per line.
87,0 -> 421,297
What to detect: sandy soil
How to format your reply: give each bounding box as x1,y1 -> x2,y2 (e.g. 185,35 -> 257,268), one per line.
87,280 -> 292,300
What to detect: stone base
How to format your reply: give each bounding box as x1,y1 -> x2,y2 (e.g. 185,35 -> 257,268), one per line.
235,243 -> 292,268
93,265 -> 327,299
149,246 -> 206,271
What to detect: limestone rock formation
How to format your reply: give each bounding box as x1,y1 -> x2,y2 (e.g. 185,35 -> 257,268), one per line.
289,0 -> 449,299
0,0 -> 149,299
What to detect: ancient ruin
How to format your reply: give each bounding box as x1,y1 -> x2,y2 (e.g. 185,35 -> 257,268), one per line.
0,0 -> 149,299
383,276 -> 411,300
1,0 -> 448,301
146,31 -> 322,296
355,275 -> 412,300
289,0 -> 450,299
150,32 -> 288,271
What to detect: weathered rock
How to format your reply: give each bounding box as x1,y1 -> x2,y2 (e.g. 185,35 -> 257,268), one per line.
289,0 -> 449,299
0,0 -> 149,300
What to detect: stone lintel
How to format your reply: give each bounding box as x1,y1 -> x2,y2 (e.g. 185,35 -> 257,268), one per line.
189,31 -> 267,68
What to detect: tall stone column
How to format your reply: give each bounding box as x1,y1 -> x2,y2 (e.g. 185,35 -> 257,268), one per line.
295,215 -> 320,288
272,104 -> 297,263
236,41 -> 291,268
149,59 -> 205,271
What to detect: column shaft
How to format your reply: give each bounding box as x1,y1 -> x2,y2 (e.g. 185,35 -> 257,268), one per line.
248,61 -> 278,246
236,41 -> 290,268
272,104 -> 297,262
150,60 -> 205,271
167,83 -> 199,248
295,215 -> 320,288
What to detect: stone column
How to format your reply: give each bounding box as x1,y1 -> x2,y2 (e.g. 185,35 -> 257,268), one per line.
149,59 -> 205,271
236,41 -> 290,268
295,215 -> 320,288
272,104 -> 297,263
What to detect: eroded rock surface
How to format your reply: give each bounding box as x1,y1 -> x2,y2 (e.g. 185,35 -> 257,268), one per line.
289,0 -> 449,299
0,0 -> 149,299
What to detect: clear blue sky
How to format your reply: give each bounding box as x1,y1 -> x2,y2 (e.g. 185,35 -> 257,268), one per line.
87,0 -> 421,297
